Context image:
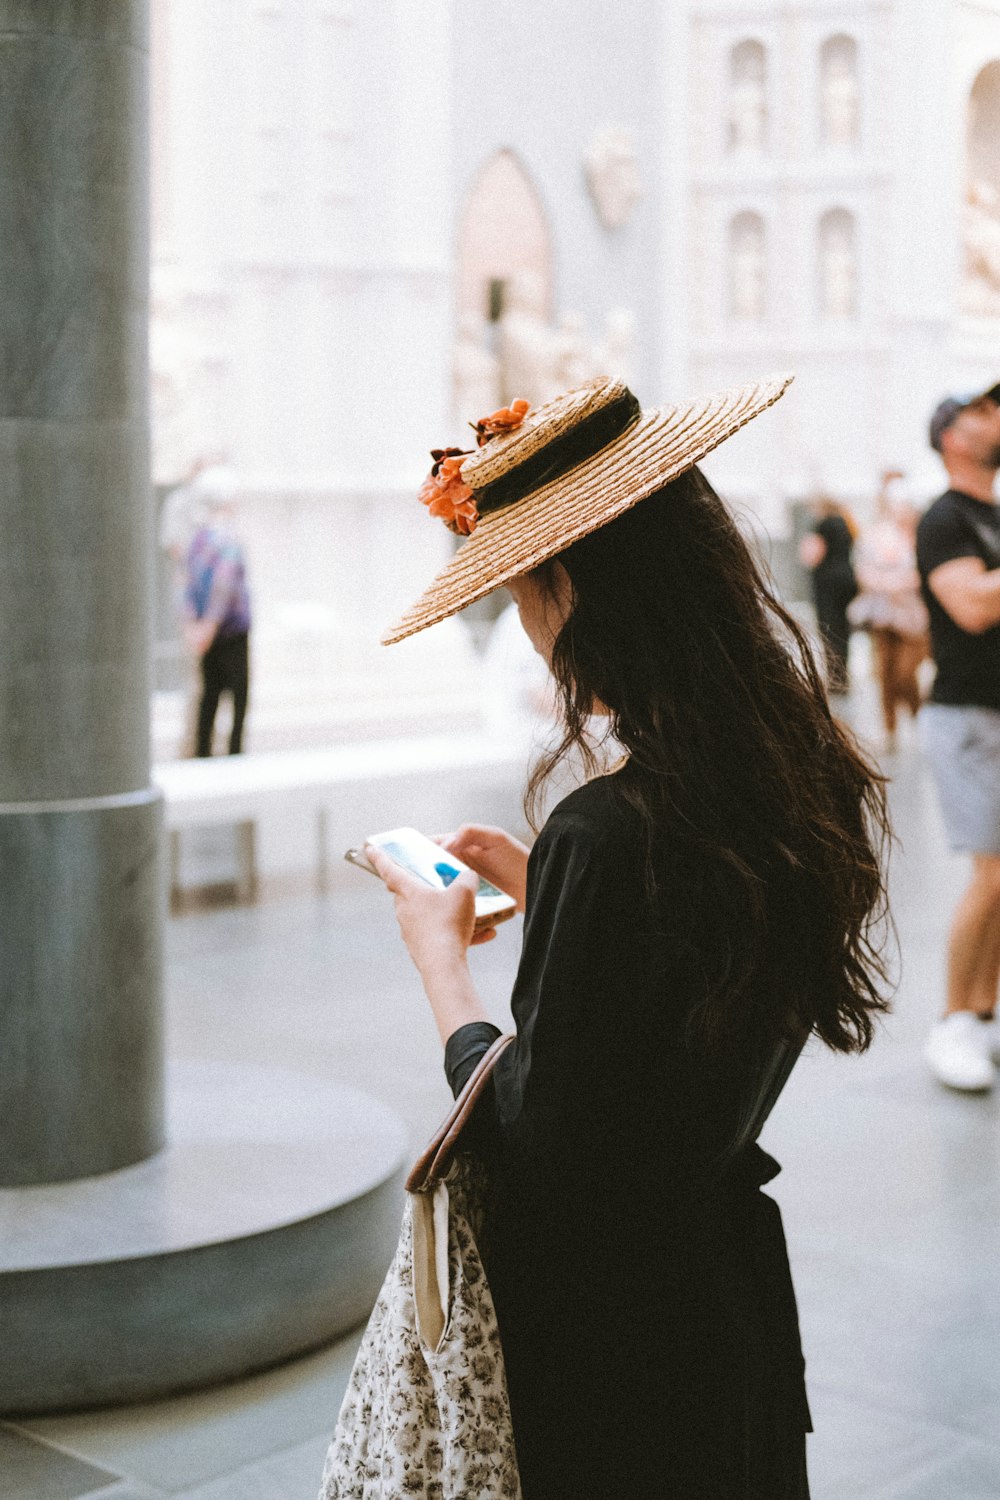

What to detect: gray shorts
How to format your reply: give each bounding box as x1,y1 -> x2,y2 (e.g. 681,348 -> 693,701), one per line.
920,703 -> 1000,856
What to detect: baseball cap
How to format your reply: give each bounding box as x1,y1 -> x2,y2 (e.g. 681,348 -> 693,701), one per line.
929,383 -> 1000,452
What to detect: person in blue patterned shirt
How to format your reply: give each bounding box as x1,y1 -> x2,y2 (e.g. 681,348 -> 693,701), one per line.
184,465 -> 252,756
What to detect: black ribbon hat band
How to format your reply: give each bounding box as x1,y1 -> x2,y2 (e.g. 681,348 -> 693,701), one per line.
472,387 -> 642,518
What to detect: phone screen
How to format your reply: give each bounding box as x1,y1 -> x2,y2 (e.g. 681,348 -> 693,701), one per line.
378,838 -> 502,899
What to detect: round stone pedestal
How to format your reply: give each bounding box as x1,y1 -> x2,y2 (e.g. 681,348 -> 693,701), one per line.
0,1061 -> 408,1414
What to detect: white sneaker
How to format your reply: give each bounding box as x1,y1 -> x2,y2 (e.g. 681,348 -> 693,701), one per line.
925,1012 -> 996,1092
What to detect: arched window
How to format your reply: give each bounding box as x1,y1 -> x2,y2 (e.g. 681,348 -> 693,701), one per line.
819,35 -> 860,149
728,40 -> 767,153
963,61 -> 1000,317
729,211 -> 766,321
454,151 -> 554,416
456,150 -> 553,328
818,208 -> 858,319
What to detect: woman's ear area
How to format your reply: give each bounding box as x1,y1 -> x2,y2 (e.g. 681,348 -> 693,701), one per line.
548,559 -> 574,613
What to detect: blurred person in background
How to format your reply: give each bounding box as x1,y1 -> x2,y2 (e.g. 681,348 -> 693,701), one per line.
184,464 -> 252,757
917,385 -> 1000,1090
798,494 -> 858,694
848,469 -> 929,751
349,378 -> 890,1500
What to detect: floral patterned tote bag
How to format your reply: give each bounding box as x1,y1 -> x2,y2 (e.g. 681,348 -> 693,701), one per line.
319,1034 -> 521,1500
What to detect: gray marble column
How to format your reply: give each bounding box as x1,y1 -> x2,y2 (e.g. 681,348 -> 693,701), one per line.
0,1 -> 164,1184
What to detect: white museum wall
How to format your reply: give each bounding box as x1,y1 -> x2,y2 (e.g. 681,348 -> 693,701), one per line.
151,0 -> 480,760
451,0 -> 666,404
149,0 -> 1000,785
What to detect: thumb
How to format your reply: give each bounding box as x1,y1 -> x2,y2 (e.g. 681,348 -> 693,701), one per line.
453,868 -> 479,895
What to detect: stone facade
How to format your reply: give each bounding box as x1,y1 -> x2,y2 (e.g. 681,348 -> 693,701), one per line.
672,0 -> 1000,527
149,0 -> 667,750
149,0 -> 1000,746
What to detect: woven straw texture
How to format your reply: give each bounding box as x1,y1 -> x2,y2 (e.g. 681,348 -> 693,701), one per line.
383,372 -> 793,645
462,377 -> 629,489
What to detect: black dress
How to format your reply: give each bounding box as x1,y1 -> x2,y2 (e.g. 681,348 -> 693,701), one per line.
446,770 -> 812,1500
810,515 -> 856,691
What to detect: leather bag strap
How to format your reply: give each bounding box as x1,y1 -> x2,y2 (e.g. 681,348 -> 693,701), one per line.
405,1032 -> 516,1194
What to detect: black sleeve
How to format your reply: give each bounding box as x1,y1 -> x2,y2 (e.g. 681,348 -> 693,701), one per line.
451,806 -> 639,1181
917,501 -> 982,578
443,810 -> 614,1116
444,1020 -> 503,1098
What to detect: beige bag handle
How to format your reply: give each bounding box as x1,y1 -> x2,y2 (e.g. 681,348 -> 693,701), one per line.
406,1032 -> 516,1194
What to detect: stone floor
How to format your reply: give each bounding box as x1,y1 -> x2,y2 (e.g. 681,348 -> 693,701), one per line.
4,678 -> 1000,1498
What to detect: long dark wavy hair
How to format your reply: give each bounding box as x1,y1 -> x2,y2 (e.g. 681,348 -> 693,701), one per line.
525,465 -> 891,1055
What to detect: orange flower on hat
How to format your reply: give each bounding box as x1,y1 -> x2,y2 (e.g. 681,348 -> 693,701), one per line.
418,448 -> 478,536
471,399 -> 530,447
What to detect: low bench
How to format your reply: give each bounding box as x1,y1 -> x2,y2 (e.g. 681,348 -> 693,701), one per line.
154,732 -> 531,901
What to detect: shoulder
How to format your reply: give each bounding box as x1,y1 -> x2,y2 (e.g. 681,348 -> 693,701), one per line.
546,770 -> 634,838
530,772 -> 638,878
524,773 -> 641,928
817,514 -> 848,540
917,492 -> 978,567
918,492 -> 960,529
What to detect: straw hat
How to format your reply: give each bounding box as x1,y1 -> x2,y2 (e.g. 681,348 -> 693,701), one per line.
382,372 -> 793,645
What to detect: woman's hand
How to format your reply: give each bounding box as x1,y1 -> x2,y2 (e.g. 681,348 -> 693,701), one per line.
435,824 -> 531,913
364,843 -> 492,1045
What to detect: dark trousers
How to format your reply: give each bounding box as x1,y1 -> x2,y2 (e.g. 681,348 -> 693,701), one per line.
195,631 -> 249,757
814,597 -> 851,694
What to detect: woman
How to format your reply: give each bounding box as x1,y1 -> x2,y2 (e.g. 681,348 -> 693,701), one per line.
850,473 -> 929,750
799,494 -> 858,694
366,377 -> 889,1499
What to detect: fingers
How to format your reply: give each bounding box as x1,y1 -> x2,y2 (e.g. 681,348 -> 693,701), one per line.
469,926 -> 497,946
442,823 -> 501,853
363,843 -> 422,895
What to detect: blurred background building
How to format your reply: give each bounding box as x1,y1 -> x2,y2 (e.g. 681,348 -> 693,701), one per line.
148,0 -> 1000,752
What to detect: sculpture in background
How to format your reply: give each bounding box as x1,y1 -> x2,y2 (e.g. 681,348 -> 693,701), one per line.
962,178 -> 1000,318
583,125 -> 643,231
554,312 -> 593,391
496,270 -> 561,405
454,288 -> 637,414
452,312 -> 501,427
595,307 -> 636,387
819,211 -> 858,320
729,41 -> 767,153
821,38 -> 860,149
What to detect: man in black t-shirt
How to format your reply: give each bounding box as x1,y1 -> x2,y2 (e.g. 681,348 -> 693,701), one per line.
917,383 -> 1000,1091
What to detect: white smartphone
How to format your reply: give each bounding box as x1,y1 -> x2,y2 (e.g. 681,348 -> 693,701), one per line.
344,826 -> 518,931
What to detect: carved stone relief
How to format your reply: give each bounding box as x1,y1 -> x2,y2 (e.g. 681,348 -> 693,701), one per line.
452,313 -> 501,427
729,40 -> 767,153
964,63 -> 1000,318
820,36 -> 860,149
583,125 -> 643,231
963,179 -> 1000,317
452,287 -> 637,417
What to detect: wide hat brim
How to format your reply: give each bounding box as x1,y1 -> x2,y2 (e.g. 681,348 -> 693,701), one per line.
382,371 -> 793,645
